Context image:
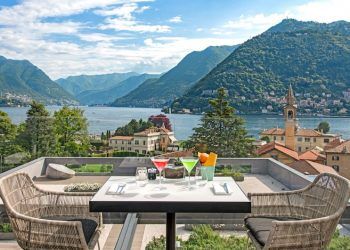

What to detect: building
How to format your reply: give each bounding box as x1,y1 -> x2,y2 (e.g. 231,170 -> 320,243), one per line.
257,141 -> 299,165
260,85 -> 340,152
288,160 -> 338,176
109,126 -> 177,154
325,140 -> 350,179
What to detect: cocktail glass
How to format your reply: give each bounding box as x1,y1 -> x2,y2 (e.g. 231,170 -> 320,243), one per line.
180,157 -> 199,190
151,157 -> 169,190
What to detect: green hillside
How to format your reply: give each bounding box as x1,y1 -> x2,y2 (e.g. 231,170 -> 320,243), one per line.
56,72 -> 139,96
0,56 -> 76,104
76,73 -> 159,105
112,45 -> 237,108
173,19 -> 350,114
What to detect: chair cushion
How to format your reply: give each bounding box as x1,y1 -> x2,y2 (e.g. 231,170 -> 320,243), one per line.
244,216 -> 300,246
46,217 -> 98,244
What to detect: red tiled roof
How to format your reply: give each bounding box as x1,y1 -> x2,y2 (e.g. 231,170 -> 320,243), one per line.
288,160 -> 338,175
325,140 -> 350,154
260,128 -> 285,135
257,141 -> 299,160
299,150 -> 326,161
324,138 -> 345,151
295,128 -> 322,137
109,136 -> 133,140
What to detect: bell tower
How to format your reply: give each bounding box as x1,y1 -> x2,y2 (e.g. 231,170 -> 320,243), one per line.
284,84 -> 297,150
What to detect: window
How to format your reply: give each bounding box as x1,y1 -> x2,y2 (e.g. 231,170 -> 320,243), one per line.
128,141 -> 131,145
305,138 -> 310,142
121,147 -> 124,151
135,140 -> 139,145
332,155 -> 340,161
297,137 -> 302,142
128,147 -> 131,151
298,147 -> 302,152
122,141 -> 124,144
143,140 -> 146,145
142,150 -> 146,154
281,136 -> 284,141
324,138 -> 330,143
313,138 -> 317,143
135,149 -> 139,153
273,136 -> 277,141
332,165 -> 339,172
305,147 -> 309,150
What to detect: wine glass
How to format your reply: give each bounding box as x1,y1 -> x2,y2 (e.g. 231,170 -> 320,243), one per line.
180,157 -> 199,190
150,157 -> 169,190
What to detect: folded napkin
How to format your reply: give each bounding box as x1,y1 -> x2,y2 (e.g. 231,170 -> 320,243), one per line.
212,182 -> 232,195
107,183 -> 126,195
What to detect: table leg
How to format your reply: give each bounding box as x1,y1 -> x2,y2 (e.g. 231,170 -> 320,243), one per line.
166,212 -> 176,250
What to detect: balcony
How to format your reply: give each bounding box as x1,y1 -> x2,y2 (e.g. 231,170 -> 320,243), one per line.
0,157 -> 349,249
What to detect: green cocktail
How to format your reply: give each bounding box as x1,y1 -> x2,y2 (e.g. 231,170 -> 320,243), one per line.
180,157 -> 199,190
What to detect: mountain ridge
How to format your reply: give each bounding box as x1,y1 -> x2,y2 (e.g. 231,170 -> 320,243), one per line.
112,45 -> 238,108
0,56 -> 76,104
172,19 -> 350,115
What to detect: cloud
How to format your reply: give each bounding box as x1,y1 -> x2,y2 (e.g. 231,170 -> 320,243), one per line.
96,2 -> 170,33
219,0 -> 350,39
293,0 -> 350,23
168,16 -> 182,23
100,18 -> 171,32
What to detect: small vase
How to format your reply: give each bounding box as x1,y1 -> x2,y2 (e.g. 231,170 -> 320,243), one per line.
201,166 -> 215,181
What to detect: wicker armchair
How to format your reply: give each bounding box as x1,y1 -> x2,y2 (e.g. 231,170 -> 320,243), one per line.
245,173 -> 350,249
0,172 -> 103,250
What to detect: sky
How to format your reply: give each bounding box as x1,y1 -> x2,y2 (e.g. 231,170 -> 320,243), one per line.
0,0 -> 349,79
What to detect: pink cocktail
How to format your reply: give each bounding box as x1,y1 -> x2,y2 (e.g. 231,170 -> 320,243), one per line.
151,158 -> 169,190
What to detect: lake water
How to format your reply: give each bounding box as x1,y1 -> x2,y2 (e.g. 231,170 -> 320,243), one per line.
1,106 -> 350,140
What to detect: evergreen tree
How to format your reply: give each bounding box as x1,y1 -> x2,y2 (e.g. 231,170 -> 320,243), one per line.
317,121 -> 330,134
54,106 -> 89,156
0,111 -> 22,158
20,101 -> 57,158
189,87 -> 253,157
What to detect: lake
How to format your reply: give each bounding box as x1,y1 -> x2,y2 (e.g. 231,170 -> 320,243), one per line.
1,106 -> 350,140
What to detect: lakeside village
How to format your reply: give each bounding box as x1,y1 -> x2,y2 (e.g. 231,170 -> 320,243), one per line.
90,86 -> 350,181
2,88 -> 350,116
166,88 -> 350,116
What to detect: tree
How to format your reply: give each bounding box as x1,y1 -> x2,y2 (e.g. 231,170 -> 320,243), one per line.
54,106 -> 89,156
189,87 -> 253,157
317,121 -> 330,134
114,119 -> 154,136
19,101 -> 57,158
260,136 -> 270,143
0,111 -> 22,158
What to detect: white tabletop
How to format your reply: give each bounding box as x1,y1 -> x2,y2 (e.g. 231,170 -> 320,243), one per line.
90,176 -> 250,213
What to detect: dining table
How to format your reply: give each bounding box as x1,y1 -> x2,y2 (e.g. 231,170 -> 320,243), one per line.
89,176 -> 251,250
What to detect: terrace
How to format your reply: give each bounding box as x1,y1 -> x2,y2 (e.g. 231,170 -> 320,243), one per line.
1,156 -> 349,249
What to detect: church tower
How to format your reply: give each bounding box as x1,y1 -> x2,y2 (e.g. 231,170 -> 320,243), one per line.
284,84 -> 297,150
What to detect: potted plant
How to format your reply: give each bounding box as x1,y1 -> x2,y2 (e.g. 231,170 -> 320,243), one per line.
0,223 -> 15,240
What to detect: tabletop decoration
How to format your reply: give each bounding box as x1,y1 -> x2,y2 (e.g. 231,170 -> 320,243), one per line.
198,152 -> 218,181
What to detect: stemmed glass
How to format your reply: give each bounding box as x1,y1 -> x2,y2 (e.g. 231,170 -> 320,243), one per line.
180,157 -> 199,190
150,157 -> 169,190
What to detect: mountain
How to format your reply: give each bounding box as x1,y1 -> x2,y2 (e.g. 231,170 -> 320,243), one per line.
0,56 -> 76,104
172,19 -> 350,114
76,73 -> 159,105
56,72 -> 139,96
112,45 -> 238,108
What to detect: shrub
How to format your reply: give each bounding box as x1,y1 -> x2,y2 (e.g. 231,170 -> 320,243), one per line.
146,225 -> 253,250
64,183 -> 101,192
328,230 -> 350,249
0,223 -> 12,233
